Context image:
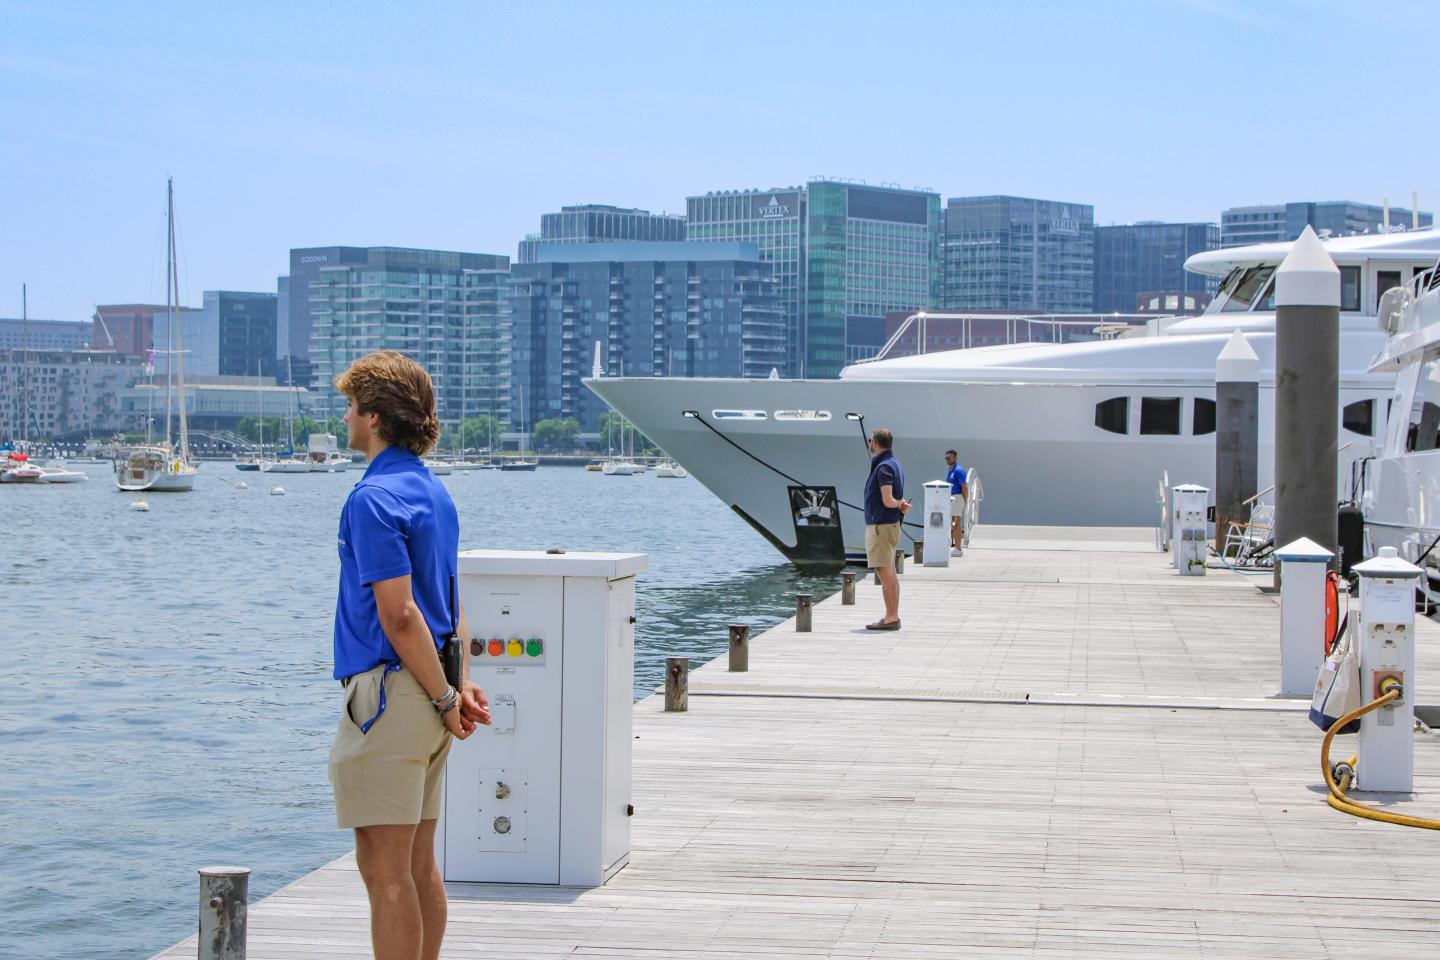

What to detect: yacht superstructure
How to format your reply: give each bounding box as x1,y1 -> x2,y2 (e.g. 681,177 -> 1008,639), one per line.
588,230 -> 1440,565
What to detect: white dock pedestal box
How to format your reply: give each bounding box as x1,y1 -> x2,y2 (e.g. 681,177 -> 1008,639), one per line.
922,480 -> 951,567
1171,483 -> 1209,575
441,549 -> 647,887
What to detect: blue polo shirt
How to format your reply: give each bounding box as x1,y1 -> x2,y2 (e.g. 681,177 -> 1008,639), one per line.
333,446 -> 459,680
863,449 -> 904,525
946,463 -> 967,495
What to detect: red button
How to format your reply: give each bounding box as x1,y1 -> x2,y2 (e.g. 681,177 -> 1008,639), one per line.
487,639 -> 504,657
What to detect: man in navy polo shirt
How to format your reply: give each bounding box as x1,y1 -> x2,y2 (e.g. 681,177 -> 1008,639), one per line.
863,427 -> 911,630
327,350 -> 490,960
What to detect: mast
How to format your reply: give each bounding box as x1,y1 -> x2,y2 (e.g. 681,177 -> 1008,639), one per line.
163,184 -> 173,452
20,283 -> 28,445
170,178 -> 191,463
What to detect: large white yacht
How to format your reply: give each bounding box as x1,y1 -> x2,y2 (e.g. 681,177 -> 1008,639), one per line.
587,230 -> 1440,565
1359,261 -> 1440,576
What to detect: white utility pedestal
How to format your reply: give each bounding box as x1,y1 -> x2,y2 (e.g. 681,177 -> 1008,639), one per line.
1275,537 -> 1334,696
441,549 -> 647,887
922,480 -> 951,567
1172,483 -> 1209,575
1353,547 -> 1421,792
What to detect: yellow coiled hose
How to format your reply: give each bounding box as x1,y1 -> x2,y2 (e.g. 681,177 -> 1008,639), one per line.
1320,679 -> 1440,830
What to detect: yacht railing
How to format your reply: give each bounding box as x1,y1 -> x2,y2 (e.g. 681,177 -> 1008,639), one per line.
862,311 -> 1167,365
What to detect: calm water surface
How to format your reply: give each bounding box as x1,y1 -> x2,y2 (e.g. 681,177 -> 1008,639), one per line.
0,463 -> 833,960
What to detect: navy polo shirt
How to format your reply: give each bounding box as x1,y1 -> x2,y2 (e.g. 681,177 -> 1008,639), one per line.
946,463 -> 967,495
333,446 -> 459,680
863,449 -> 904,525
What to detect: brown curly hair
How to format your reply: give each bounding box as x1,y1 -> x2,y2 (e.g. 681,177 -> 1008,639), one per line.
334,350 -> 440,455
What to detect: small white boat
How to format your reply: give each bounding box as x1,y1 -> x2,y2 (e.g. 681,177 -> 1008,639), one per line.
0,453 -> 46,483
39,464 -> 88,483
261,458 -> 311,474
653,460 -> 688,479
425,460 -> 454,476
497,458 -> 538,472
306,434 -> 352,471
115,446 -> 198,492
601,459 -> 642,476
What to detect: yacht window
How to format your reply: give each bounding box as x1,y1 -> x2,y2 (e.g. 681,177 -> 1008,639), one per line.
1256,276 -> 1277,312
1220,265 -> 1276,312
1377,271 -> 1403,310
711,409 -> 768,421
1341,266 -> 1361,312
1094,397 -> 1129,434
773,409 -> 832,421
1343,399 -> 1375,436
1193,398 -> 1216,436
1140,397 -> 1182,435
1406,349 -> 1440,452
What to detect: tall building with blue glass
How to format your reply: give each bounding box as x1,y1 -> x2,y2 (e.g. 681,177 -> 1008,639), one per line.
1092,222 -> 1219,314
306,247 -> 512,431
509,241 -> 784,431
688,181 -> 940,378
943,195 -> 1095,313
1220,200 -> 1433,248
518,204 -> 686,263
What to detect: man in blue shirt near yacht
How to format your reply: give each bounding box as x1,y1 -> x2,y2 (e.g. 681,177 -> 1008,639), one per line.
945,449 -> 968,557
863,427 -> 911,630
327,349 -> 490,960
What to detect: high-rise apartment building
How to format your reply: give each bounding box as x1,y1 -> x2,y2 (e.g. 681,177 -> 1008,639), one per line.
1,349 -> 143,440
942,196 -> 1095,313
518,204 -> 686,263
1220,200 -> 1433,248
306,247 -> 512,431
286,246 -> 371,387
1092,222 -> 1220,314
688,181 -> 940,378
509,241 -> 784,431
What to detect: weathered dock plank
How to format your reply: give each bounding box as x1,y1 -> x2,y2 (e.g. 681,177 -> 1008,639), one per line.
151,526 -> 1440,959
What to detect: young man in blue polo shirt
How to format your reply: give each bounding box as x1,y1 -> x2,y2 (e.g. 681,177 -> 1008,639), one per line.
944,449 -> 968,557
863,427 -> 911,630
328,350 -> 490,960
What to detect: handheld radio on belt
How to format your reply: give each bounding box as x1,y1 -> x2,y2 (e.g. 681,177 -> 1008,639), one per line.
441,573 -> 464,690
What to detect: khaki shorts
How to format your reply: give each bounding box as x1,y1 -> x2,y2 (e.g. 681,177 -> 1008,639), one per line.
865,522 -> 901,568
329,663 -> 452,830
951,494 -> 965,523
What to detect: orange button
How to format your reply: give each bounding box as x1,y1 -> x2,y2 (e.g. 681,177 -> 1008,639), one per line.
487,639 -> 504,657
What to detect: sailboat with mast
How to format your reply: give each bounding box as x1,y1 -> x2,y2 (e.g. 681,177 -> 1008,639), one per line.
115,179 -> 198,493
262,357 -> 310,473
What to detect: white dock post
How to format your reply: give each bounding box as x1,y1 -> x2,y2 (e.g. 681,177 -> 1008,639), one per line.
197,866 -> 249,960
1275,537 -> 1334,696
1353,547 -> 1422,792
922,480 -> 951,567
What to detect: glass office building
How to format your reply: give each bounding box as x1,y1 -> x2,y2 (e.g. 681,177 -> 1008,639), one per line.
307,247 -> 512,431
943,196 -> 1095,313
509,241 -> 784,431
1220,201 -> 1433,248
688,181 -> 940,378
518,204 -> 686,263
196,290 -> 278,378
1092,222 -> 1219,313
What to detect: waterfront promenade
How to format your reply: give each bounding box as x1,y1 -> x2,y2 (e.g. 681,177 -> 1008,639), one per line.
153,525 -> 1440,958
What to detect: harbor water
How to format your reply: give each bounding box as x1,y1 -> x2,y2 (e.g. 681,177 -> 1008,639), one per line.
0,463 -> 834,960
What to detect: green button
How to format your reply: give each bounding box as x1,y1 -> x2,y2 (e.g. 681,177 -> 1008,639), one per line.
526,638 -> 543,657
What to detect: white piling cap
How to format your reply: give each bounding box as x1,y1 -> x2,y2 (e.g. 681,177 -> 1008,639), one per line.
1215,329 -> 1259,382
1275,226 -> 1340,308
1353,545 -> 1423,578
591,341 -> 603,378
1275,536 -> 1333,562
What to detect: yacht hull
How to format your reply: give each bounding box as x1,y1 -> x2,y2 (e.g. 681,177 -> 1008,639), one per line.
588,374 -> 1380,565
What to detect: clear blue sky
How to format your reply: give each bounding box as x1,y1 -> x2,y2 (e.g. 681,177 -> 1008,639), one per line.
2,0 -> 1436,321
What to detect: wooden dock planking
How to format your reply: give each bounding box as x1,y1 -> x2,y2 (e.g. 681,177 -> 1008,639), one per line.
152,526 -> 1440,959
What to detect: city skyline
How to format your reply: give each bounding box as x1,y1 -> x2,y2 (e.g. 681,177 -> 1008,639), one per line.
4,1 -> 1437,321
